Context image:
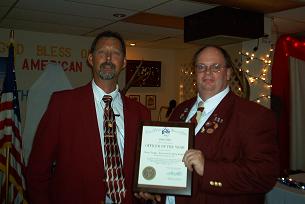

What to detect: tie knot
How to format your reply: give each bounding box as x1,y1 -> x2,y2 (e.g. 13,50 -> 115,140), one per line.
197,101 -> 204,112
102,95 -> 112,104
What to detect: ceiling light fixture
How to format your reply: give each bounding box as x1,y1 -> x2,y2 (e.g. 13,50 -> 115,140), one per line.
130,43 -> 136,46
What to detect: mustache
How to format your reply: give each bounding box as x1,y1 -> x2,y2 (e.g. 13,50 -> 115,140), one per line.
100,62 -> 115,69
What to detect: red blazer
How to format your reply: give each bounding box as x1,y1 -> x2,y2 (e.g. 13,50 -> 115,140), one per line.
26,83 -> 150,204
169,91 -> 280,204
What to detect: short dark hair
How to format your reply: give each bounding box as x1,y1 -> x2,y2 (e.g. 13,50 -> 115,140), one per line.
90,30 -> 126,57
192,45 -> 234,68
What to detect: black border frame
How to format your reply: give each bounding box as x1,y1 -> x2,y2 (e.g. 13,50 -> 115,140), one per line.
133,121 -> 194,196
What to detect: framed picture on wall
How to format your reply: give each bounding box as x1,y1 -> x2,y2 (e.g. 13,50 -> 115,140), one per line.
126,60 -> 161,87
129,95 -> 140,102
145,95 -> 156,110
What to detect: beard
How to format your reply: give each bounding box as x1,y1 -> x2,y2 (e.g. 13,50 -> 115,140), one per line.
98,62 -> 116,80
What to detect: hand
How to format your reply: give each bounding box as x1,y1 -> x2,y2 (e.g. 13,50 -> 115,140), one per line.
134,192 -> 161,203
182,149 -> 205,176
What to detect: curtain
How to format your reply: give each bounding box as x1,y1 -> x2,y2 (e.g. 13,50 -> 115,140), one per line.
271,35 -> 305,173
289,57 -> 305,170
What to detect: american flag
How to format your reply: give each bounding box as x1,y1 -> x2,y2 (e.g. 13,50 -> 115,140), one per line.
0,43 -> 27,204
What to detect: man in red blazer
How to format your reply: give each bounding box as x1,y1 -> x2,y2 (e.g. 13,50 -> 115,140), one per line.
166,46 -> 279,204
26,31 -> 150,204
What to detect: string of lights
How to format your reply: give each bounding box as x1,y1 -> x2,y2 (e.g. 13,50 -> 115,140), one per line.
238,44 -> 274,104
278,177 -> 305,190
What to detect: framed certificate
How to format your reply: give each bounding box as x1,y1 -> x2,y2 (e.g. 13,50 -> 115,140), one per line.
133,121 -> 194,196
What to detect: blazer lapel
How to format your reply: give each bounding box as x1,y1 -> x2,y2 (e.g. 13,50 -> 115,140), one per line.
178,98 -> 197,122
79,83 -> 104,171
120,94 -> 134,188
195,91 -> 235,148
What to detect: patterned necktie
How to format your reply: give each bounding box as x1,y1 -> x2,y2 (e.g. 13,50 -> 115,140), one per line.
102,95 -> 126,203
190,101 -> 204,126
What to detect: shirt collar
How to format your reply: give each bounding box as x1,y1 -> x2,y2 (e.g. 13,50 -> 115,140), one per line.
92,80 -> 120,102
197,86 -> 229,114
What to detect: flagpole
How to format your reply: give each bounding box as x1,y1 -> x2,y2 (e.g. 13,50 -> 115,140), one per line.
4,29 -> 15,204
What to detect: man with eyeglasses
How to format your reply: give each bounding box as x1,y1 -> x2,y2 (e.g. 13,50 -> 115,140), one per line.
166,45 -> 279,204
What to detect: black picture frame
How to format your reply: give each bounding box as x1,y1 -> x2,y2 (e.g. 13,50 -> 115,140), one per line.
126,60 -> 161,87
145,95 -> 156,110
133,121 -> 194,196
129,95 -> 140,102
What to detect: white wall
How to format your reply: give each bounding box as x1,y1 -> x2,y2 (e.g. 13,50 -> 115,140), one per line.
0,28 -> 93,130
124,47 -> 179,120
0,28 -> 274,126
0,28 -> 184,123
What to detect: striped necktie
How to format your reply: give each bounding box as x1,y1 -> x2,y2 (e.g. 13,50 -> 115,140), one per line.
190,101 -> 204,126
102,95 -> 126,203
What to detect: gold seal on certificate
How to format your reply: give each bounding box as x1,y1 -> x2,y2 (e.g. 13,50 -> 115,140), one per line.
133,121 -> 194,196
142,166 -> 156,180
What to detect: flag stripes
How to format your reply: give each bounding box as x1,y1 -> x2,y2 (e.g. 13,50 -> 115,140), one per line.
0,42 -> 27,204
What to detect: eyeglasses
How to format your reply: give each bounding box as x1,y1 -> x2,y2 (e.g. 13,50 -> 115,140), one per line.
195,63 -> 225,73
94,48 -> 123,59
